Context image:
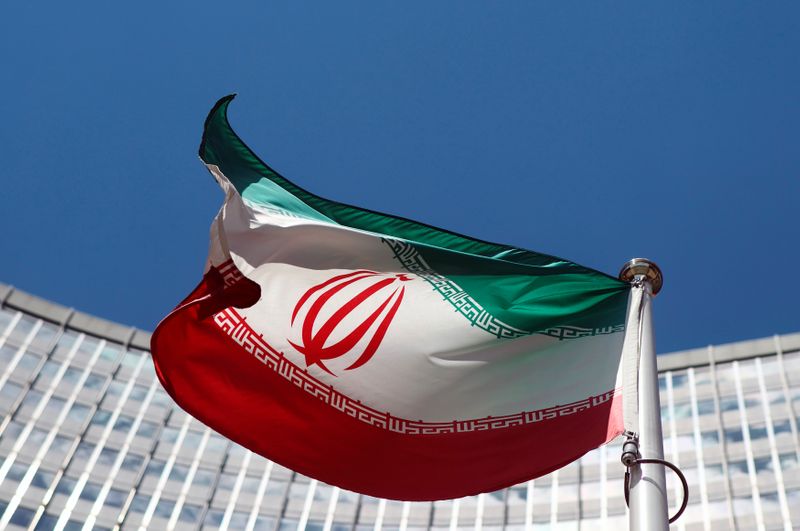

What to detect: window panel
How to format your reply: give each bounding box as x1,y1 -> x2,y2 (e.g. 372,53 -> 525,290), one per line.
136,421 -> 158,438
772,419 -> 791,435
99,447 -> 118,466
80,482 -> 101,502
16,351 -> 42,380
67,403 -> 91,424
84,373 -> 106,390
52,330 -> 80,358
113,415 -> 135,433
31,469 -> 54,489
56,475 -> 77,495
129,492 -> 151,514
724,427 -> 744,443
155,499 -> 176,518
193,468 -> 215,487
8,315 -> 37,344
253,515 -> 276,530
100,345 -> 121,363
671,373 -> 688,389
0,308 -> 17,332
168,464 -> 188,483
121,453 -> 145,472
105,380 -> 125,399
8,462 -> 28,482
51,434 -> 73,454
203,509 -> 224,528
0,344 -> 18,365
62,367 -> 82,386
90,409 -> 112,426
748,423 -> 769,441
129,384 -> 148,402
779,453 -> 797,471
34,513 -> 59,531
106,488 -> 129,508
179,503 -> 202,523
10,505 -> 36,527
0,381 -> 23,409
144,459 -> 165,479
30,322 -> 59,352
696,398 -> 716,416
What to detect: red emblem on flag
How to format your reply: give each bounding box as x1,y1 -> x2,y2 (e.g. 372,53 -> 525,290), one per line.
289,270 -> 411,375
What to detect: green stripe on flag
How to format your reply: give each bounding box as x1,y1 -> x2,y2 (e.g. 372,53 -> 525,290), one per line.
200,95 -> 630,336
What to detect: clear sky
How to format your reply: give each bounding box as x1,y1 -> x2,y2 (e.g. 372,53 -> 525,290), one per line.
1,2 -> 798,354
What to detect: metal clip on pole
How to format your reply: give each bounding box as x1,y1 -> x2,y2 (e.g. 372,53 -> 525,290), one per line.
621,432 -> 690,524
620,432 -> 640,467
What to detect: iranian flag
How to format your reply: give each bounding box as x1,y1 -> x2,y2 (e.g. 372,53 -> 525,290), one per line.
151,95 -> 640,501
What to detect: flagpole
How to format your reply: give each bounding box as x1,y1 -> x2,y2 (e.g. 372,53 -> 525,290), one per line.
619,258 -> 669,531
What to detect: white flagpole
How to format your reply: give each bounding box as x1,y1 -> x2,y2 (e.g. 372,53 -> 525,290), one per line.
619,258 -> 669,531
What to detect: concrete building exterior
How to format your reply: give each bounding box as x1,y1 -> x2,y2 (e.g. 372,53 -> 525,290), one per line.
0,282 -> 798,530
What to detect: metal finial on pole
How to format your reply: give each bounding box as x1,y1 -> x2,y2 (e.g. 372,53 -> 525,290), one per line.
619,258 -> 669,531
619,258 -> 663,296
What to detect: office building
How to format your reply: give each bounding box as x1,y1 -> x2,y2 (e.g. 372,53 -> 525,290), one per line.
0,283 -> 798,530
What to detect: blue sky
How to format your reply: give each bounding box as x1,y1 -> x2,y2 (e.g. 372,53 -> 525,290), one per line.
1,2 -> 797,353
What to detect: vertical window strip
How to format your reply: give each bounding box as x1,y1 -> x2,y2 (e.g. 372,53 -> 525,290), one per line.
773,335 -> 800,462
501,486 -> 510,529
448,498 -> 460,531
82,378 -> 160,529
755,357 -> 793,530
549,470 -> 559,528
0,320 -> 72,529
373,496 -> 387,531
575,460 -> 582,525
474,493 -> 485,531
297,478 -> 319,531
137,414 -> 194,530
732,361 -> 765,531
115,415 -> 166,530
599,446 -> 607,528
0,336 -> 105,529
398,501 -> 411,531
31,466 -> 73,528
29,344 -> 128,530
0,312 -> 69,440
54,350 -> 149,528
664,372 -> 686,531
524,481 -> 534,531
0,329 -> 82,480
0,310 -> 23,348
707,346 -> 736,530
220,448 -> 254,530
277,472 -> 299,531
321,485 -> 340,531
0,318 -> 42,392
166,427 -> 212,531
3,308 -> 73,531
244,460 -> 275,531
0,316 -> 64,439
193,437 -> 233,528
688,368 -> 711,530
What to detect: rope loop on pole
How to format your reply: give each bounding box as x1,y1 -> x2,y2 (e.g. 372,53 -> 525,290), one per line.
623,457 -> 689,524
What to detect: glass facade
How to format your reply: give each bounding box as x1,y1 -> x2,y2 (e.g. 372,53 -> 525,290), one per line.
0,283 -> 798,530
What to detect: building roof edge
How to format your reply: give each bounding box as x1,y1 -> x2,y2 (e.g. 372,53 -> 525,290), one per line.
0,282 -> 152,351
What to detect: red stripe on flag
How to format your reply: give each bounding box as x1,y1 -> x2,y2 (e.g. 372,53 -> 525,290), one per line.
151,271 -> 624,501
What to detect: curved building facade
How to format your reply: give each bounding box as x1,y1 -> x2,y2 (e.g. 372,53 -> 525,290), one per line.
0,282 -> 798,530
